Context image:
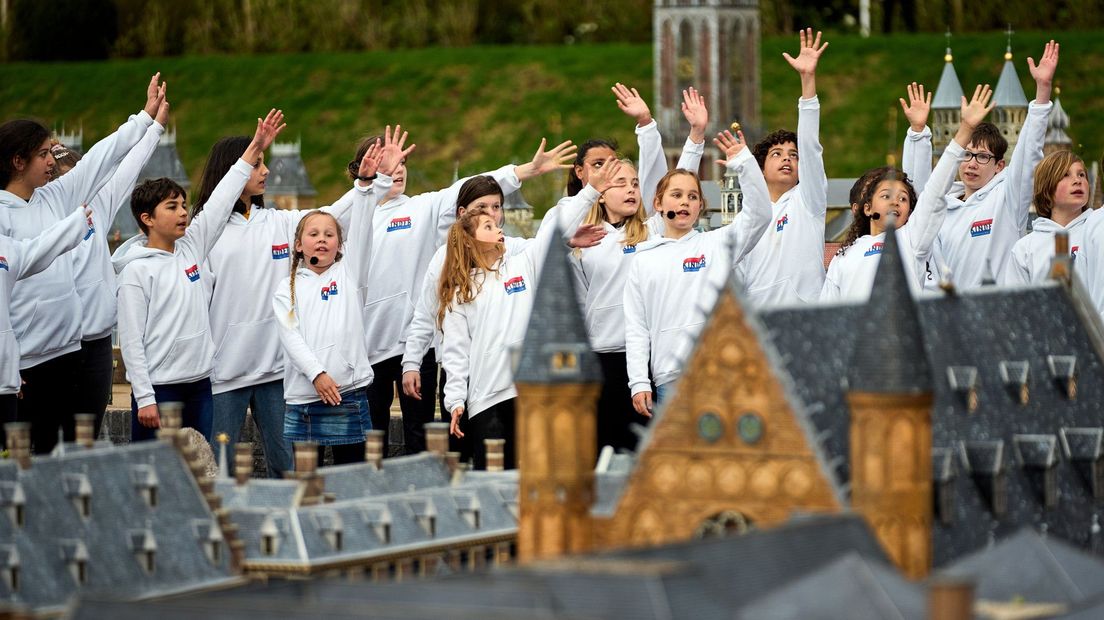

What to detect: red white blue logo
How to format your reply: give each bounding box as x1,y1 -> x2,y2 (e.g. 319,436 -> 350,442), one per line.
185,264 -> 200,282
622,245 -> 636,254
775,215 -> 789,232
683,255 -> 706,272
320,281 -> 338,300
0,256 -> 7,271
1072,245 -> 1080,258
970,218 -> 993,237
864,242 -> 884,257
387,216 -> 412,232
504,276 -> 527,295
271,243 -> 289,260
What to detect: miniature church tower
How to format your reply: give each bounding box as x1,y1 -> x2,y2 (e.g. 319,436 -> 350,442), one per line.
931,31 -> 964,157
1044,86 -> 1072,155
992,28 -> 1029,156
54,126 -> 83,155
515,225 -> 602,563
717,166 -> 743,227
654,0 -> 761,179
266,140 -> 317,211
845,222 -> 933,580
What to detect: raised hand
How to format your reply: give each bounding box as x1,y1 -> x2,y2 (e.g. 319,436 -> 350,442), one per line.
154,97 -> 170,127
587,156 -> 626,193
379,124 -> 416,177
1027,40 -> 1059,86
568,223 -> 608,249
356,139 -> 383,182
898,82 -> 931,132
783,28 -> 828,76
242,109 -> 286,164
713,129 -> 747,165
960,84 -> 994,129
143,73 -> 166,118
681,87 -> 709,143
612,82 -> 653,127
516,138 -> 576,181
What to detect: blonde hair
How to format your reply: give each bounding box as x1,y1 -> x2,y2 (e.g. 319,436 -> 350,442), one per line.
1033,150 -> 1086,220
436,206 -> 501,329
653,169 -> 708,214
579,159 -> 648,250
287,211 -> 344,319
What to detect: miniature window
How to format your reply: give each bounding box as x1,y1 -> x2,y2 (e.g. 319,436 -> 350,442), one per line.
71,559 -> 87,585
4,567 -> 17,592
551,351 -> 578,371
262,534 -> 278,556
693,511 -> 754,539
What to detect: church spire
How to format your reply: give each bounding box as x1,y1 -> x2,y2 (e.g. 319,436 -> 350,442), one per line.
932,29 -> 964,110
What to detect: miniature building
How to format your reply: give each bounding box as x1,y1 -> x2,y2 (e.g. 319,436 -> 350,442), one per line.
1045,87 -> 1073,155
265,140 -> 317,211
930,40 -> 964,157
653,0 -> 761,178
53,126 -> 83,155
992,34 -> 1030,157
502,189 -> 534,239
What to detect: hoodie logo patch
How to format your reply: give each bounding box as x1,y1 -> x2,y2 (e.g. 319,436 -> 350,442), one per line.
683,255 -> 707,272
387,216 -> 412,232
864,242 -> 884,257
320,281 -> 338,300
970,218 -> 993,237
271,243 -> 290,260
0,256 -> 7,271
1072,245 -> 1080,259
504,276 -> 527,295
775,215 -> 789,233
622,245 -> 636,254
185,264 -> 200,282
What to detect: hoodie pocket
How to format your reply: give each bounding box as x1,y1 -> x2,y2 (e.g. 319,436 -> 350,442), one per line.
313,343 -> 356,388
159,330 -> 214,381
363,291 -> 412,354
588,304 -> 625,349
652,324 -> 698,378
747,276 -> 795,305
213,319 -> 282,379
18,293 -> 82,357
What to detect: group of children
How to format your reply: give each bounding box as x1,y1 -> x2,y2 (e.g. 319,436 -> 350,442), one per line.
0,33 -> 1086,472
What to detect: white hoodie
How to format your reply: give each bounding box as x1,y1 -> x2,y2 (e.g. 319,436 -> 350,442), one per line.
821,140 -> 963,302
204,188 -> 357,395
1002,210 -> 1089,286
0,110 -> 154,368
623,148 -> 772,394
933,101 -> 1051,288
74,120 -> 165,341
272,177 -> 387,405
112,159 -> 251,409
359,165 -> 523,364
735,96 -> 828,307
0,207 -> 91,395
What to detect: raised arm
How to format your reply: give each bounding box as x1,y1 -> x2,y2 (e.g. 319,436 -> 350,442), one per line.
1004,41 -> 1058,231
899,82 -> 933,192
91,100 -> 168,227
613,82 -> 663,215
784,28 -> 829,217
710,130 -> 772,264
348,137 -> 401,295
675,87 -> 708,175
11,205 -> 92,280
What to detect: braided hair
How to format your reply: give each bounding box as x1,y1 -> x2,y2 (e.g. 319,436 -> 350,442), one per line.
287,211 -> 344,319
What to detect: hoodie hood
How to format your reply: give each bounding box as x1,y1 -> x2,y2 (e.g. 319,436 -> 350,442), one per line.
1030,210 -> 1091,234
946,168 -> 1009,211
635,229 -> 699,253
0,190 -> 30,209
111,233 -> 172,274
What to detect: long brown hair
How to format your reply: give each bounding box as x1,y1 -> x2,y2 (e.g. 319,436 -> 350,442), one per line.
579,159 -> 649,249
1033,150 -> 1086,219
287,211 -> 344,319
436,205 -> 501,329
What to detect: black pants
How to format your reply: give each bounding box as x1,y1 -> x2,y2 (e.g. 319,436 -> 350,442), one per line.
318,442 -> 365,467
75,335 -> 114,437
17,349 -> 81,454
466,398 -> 516,471
596,351 -> 650,453
367,352 -> 438,456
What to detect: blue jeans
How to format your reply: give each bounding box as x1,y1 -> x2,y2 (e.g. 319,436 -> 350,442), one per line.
655,382 -> 674,404
285,387 -> 372,447
130,378 -> 214,443
211,380 -> 292,478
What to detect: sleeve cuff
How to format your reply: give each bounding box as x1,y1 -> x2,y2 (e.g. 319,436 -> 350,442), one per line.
906,126 -> 932,139
682,136 -> 705,151
134,110 -> 154,127
579,184 -> 602,202
401,361 -> 421,374
943,141 -> 965,157
1028,100 -> 1054,114
798,95 -> 820,109
634,119 -> 658,135
136,393 -> 157,409
231,158 -> 253,175
724,148 -> 754,171
630,383 -> 652,397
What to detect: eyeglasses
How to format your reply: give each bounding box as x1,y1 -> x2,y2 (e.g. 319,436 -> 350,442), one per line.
961,151 -> 996,165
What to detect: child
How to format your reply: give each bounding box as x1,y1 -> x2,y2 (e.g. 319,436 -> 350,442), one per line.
1002,150 -> 1090,285
623,130 -> 771,416
273,136 -> 409,466
822,85 -> 991,301
736,28 -> 829,307
933,40 -> 1058,287
0,205 -> 94,430
0,74 -> 164,452
113,109 -> 285,441
48,97 -> 171,438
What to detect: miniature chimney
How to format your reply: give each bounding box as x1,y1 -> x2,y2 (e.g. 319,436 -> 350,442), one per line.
485,439 -> 506,472
445,451 -> 460,476
927,576 -> 975,620
425,423 -> 449,457
4,423 -> 31,470
365,430 -> 384,470
74,414 -> 95,449
234,443 -> 252,486
292,441 -> 324,506
156,402 -> 183,442
1050,230 -> 1072,283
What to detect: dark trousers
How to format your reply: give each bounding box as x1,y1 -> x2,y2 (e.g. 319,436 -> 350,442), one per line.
75,336 -> 114,437
596,351 -> 650,454
318,442 -> 365,467
466,398 -> 516,471
367,352 -> 438,456
130,378 -> 214,442
18,349 -> 81,454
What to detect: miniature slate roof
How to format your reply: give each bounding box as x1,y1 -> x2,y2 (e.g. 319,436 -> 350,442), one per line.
109,131 -> 192,241
514,222 -> 602,384
736,552 -> 926,620
265,142 -> 317,197
932,56 -> 965,109
847,222 -> 932,394
940,527 -> 1104,606
1047,97 -> 1073,146
0,442 -> 241,616
994,56 -> 1029,108
760,280 -> 1104,566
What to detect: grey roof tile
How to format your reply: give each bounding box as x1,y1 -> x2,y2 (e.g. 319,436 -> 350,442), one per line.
994,58 -> 1029,108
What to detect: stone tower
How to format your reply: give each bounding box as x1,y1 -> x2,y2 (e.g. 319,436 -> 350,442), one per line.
992,34 -> 1029,157
266,140 -> 318,211
654,0 -> 761,178
931,35 -> 964,157
514,224 -> 602,563
846,222 -> 934,580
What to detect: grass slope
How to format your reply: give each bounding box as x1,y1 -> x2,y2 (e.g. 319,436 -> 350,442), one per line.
0,31 -> 1099,213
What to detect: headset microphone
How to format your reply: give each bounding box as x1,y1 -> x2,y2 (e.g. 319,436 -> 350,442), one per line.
309,256 -> 319,265
870,212 -> 881,221
666,211 -> 677,220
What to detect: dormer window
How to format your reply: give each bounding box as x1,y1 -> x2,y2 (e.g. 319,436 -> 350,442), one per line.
947,366 -> 979,412
192,519 -> 224,565
0,483 -> 25,528
361,504 -> 392,544
314,511 -> 344,552
60,540 -> 89,585
551,351 -> 577,371
260,516 -> 281,556
999,360 -> 1030,405
546,343 -> 588,377
0,545 -> 19,592
1047,355 -> 1077,399
409,499 -> 437,537
455,494 -> 481,529
63,474 -> 92,519
130,465 -> 159,508
129,530 -> 157,574
932,448 -> 956,525
1060,428 -> 1104,499
959,441 -> 1008,517
1013,435 -> 1059,509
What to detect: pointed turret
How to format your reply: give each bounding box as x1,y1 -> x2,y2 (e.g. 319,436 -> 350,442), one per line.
1045,87 -> 1072,155
267,140 -> 317,211
993,31 -> 1030,155
931,34 -> 965,156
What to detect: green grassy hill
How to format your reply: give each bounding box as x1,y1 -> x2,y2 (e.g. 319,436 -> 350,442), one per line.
0,30 -> 1099,213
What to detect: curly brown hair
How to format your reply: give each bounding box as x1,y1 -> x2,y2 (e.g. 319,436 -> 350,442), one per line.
752,129 -> 798,170
838,167 -> 916,255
